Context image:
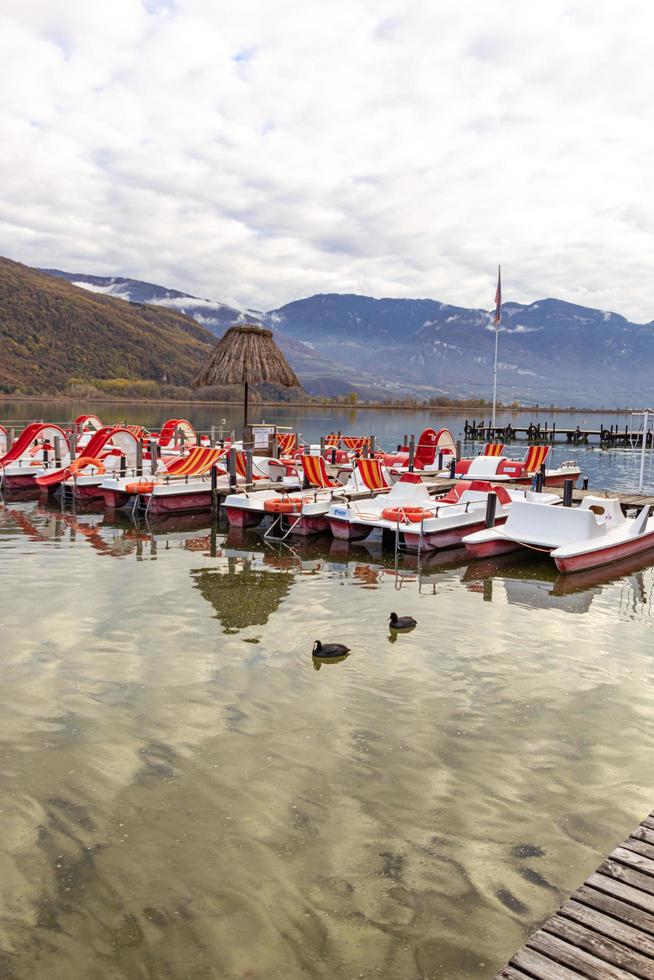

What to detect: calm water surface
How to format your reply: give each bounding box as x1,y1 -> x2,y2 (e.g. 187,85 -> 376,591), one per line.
1,493 -> 654,979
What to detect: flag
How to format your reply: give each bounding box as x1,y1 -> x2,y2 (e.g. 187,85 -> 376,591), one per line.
493,265 -> 502,329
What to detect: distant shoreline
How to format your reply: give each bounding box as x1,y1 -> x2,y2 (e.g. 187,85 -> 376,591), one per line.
0,394 -> 639,414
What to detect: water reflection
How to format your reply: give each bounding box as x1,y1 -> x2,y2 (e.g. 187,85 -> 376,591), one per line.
2,496 -> 654,978
312,653 -> 351,671
191,559 -> 294,632
4,497 -> 654,626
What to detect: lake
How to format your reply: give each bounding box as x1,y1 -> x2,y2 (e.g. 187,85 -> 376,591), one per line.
1,401 -> 654,978
2,398 -> 654,493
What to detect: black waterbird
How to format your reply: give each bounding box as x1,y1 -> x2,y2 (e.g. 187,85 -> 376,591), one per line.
389,612 -> 417,630
312,640 -> 351,657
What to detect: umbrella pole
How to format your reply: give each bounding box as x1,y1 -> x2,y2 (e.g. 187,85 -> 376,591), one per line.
243,381 -> 249,434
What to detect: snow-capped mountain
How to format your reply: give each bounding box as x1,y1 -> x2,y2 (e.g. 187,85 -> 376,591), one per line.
39,269 -> 654,405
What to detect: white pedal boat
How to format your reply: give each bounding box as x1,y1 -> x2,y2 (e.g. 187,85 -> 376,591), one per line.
327,476 -> 560,550
222,457 -> 383,537
101,452 -> 288,514
463,495 -> 654,573
451,446 -> 581,487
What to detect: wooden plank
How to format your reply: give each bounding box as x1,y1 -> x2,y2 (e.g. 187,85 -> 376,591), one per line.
641,817 -> 654,832
574,885 -> 654,938
495,968 -> 534,980
527,930 -> 639,979
586,873 -> 654,914
611,847 -> 654,880
545,912 -> 654,977
598,860 -> 654,896
631,827 -> 654,848
511,945 -> 588,979
623,838 -> 654,862
561,899 -> 654,959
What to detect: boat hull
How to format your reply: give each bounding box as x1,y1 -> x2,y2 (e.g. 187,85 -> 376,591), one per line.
72,482 -> 105,501
554,529 -> 654,573
489,472 -> 580,487
540,471 -> 581,488
292,514 -> 330,537
402,515 -> 508,552
226,505 -> 330,536
145,490 -> 214,515
328,517 -> 373,541
224,506 -> 264,529
1,472 -> 39,489
102,488 -> 133,510
464,535 -> 527,559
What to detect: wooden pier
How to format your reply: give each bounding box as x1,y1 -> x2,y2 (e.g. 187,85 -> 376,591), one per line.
424,479 -> 654,514
464,420 -> 654,447
495,809 -> 654,978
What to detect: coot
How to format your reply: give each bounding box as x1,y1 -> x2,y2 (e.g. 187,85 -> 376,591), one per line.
389,612 -> 417,630
312,640 -> 351,657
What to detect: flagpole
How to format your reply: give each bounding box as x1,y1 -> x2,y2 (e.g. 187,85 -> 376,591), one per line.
492,326 -> 499,429
491,264 -> 501,430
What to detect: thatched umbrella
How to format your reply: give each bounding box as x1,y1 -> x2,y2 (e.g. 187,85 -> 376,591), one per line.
193,324 -> 300,430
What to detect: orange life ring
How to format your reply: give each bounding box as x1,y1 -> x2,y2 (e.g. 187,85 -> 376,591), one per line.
265,498 -> 301,514
382,506 -> 434,524
264,496 -> 304,514
68,456 -> 106,476
125,481 -> 155,494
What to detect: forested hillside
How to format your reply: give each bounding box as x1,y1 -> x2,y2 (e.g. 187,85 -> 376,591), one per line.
0,257 -> 214,394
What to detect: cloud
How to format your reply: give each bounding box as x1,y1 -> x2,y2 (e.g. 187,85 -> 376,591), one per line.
72,280 -> 133,301
148,295 -> 235,312
1,0 -> 653,319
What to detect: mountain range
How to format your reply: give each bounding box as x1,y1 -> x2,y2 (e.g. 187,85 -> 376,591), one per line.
0,260 -> 648,406
41,267 -> 654,406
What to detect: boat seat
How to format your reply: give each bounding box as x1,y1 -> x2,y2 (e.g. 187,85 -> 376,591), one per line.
384,479 -> 432,504
466,456 -> 502,478
579,495 -> 626,525
502,500 -> 607,546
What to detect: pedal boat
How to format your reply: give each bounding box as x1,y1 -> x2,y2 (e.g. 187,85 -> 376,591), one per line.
463,495 -> 654,573
101,451 -> 287,514
35,426 -> 143,500
452,445 -> 580,487
223,455 -> 370,536
0,423 -> 72,490
328,476 -> 560,550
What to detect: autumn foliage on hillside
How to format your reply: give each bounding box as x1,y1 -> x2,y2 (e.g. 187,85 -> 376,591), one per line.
0,257 -> 215,394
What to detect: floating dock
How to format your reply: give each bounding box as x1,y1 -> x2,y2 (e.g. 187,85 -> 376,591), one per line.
495,809 -> 654,978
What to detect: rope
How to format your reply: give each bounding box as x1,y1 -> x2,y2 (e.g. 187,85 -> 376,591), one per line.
488,525 -> 553,553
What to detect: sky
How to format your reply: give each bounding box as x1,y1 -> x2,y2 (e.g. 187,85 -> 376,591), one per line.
1,0 -> 653,319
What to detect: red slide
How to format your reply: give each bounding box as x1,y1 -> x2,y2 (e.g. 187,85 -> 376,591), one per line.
35,426 -> 129,488
0,423 -> 69,466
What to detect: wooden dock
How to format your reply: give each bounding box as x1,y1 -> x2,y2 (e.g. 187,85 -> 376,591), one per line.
495,809 -> 654,979
425,479 -> 654,514
464,420 -> 653,447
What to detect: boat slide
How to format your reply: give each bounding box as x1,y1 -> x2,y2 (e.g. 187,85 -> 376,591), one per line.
34,426 -> 142,498
0,423 -> 71,489
311,428 -> 457,479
